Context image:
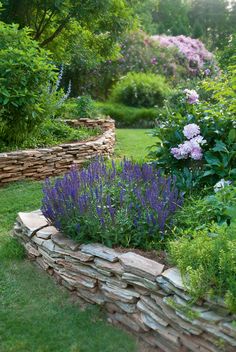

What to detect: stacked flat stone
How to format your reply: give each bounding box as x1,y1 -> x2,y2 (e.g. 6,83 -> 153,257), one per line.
0,118 -> 115,186
13,210 -> 236,352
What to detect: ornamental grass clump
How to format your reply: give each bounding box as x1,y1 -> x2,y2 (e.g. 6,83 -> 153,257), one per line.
42,159 -> 183,249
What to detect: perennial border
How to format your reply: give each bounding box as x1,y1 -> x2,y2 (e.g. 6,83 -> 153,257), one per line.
0,118 -> 115,186
13,210 -> 236,352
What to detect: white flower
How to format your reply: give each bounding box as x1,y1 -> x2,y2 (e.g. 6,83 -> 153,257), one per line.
214,179 -> 232,193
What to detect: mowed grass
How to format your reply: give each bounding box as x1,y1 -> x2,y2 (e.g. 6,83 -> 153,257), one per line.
115,129 -> 155,161
0,129 -> 154,352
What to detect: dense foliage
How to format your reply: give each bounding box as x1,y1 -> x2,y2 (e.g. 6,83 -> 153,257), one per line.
110,72 -> 171,108
172,185 -> 236,234
1,0 -> 134,61
170,222 -> 236,313
0,22 -> 57,145
0,120 -> 99,152
42,159 -> 183,249
96,102 -> 158,127
59,96 -> 99,120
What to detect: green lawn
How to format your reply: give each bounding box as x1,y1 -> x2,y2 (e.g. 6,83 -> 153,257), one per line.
0,129 -> 154,352
115,129 -> 155,161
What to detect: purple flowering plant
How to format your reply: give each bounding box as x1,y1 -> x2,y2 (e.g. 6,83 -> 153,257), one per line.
152,35 -> 216,76
41,158 -> 183,249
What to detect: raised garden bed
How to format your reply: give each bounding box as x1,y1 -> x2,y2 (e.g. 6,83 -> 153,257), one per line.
13,210 -> 236,352
0,118 -> 115,186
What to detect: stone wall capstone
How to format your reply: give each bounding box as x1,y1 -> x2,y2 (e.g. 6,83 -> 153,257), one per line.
13,210 -> 236,352
0,118 -> 115,186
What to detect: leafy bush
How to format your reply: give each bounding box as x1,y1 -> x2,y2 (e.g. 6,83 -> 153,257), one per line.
96,102 -> 159,127
74,96 -> 98,118
0,22 -> 57,145
172,185 -> 236,234
169,223 -> 236,313
110,72 -> 171,108
42,159 -> 183,249
0,119 -> 99,152
59,96 -> 99,120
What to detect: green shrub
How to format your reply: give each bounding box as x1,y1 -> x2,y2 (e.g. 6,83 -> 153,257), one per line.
110,72 -> 171,108
172,185 -> 236,235
96,102 -> 160,127
0,119 -> 100,152
0,22 -> 57,145
75,96 -> 98,119
59,96 -> 99,120
169,223 -> 236,313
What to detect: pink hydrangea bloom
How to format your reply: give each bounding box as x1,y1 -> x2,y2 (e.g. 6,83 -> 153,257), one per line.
183,124 -> 200,139
184,89 -> 199,104
170,147 -> 184,160
190,146 -> 203,160
191,135 -> 207,146
171,124 -> 206,161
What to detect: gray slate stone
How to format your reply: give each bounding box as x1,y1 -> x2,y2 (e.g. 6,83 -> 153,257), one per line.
25,242 -> 40,257
119,252 -> 164,281
122,272 -> 158,291
51,232 -> 80,251
80,243 -> 118,262
36,226 -> 58,240
77,289 -> 105,305
56,259 -> 108,282
100,283 -> 140,303
18,211 -> 48,236
138,296 -> 169,326
54,269 -> 97,289
94,258 -> 124,275
161,267 -> 186,291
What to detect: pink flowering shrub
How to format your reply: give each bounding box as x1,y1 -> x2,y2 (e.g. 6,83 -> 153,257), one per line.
152,35 -> 216,75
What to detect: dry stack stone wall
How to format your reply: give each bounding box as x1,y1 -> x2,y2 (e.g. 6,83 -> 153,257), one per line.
0,118 -> 115,186
13,210 -> 236,352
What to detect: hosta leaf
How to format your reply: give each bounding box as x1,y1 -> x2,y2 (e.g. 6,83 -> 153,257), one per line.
204,152 -> 221,166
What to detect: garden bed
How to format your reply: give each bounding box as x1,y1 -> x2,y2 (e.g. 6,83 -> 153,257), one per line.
0,118 -> 115,186
13,210 -> 236,352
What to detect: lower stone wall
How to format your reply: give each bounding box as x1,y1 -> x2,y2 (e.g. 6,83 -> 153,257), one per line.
13,210 -> 236,352
0,118 -> 115,186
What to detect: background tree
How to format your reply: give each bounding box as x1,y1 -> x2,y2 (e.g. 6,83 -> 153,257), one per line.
0,0 -> 134,61
156,0 -> 190,36
188,0 -> 232,49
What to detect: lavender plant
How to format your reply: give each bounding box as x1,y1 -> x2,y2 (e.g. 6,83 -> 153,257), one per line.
41,159 -> 183,249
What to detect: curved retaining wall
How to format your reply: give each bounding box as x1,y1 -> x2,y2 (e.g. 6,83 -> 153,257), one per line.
0,118 -> 115,186
13,210 -> 236,352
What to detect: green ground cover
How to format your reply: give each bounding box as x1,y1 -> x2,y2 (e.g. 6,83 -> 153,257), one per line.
0,129 -> 151,352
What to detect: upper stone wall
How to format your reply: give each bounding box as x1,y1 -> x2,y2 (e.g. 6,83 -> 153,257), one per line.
13,210 -> 236,352
0,118 -> 115,186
